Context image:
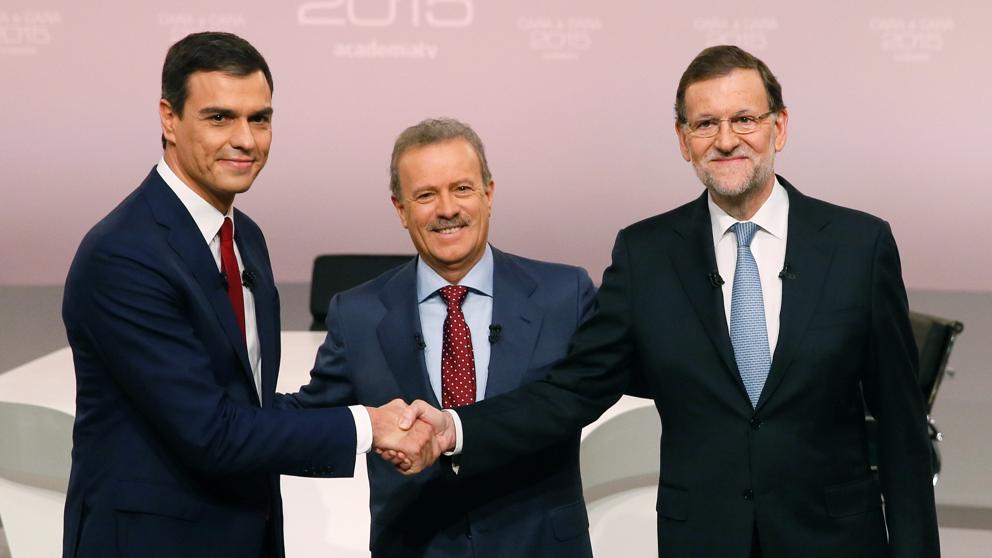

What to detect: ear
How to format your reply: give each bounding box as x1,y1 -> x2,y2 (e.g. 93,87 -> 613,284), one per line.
773,108 -> 789,152
160,99 -> 178,146
483,180 -> 495,211
675,120 -> 691,162
391,196 -> 410,229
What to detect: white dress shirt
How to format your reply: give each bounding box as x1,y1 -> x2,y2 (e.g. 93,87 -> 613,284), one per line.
157,158 -> 371,453
708,178 -> 790,357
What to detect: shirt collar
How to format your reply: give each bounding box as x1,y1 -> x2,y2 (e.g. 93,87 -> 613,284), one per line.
157,157 -> 234,244
708,176 -> 789,244
416,244 -> 494,303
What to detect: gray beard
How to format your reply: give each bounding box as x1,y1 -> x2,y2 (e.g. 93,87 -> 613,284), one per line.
695,150 -> 776,207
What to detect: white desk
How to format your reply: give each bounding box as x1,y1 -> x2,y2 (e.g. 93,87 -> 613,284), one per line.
0,332 -> 658,557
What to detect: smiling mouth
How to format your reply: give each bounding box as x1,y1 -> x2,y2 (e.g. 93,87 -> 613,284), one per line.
220,158 -> 255,169
433,225 -> 465,235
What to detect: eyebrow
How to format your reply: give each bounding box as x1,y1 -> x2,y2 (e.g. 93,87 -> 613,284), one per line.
692,108 -> 766,120
250,107 -> 274,119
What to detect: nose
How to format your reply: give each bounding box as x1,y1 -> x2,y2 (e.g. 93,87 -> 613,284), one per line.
434,190 -> 459,218
713,119 -> 740,153
229,117 -> 257,151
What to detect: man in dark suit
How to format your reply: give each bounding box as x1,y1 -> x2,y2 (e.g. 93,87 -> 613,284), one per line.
276,118 -> 596,557
398,46 -> 940,557
61,32 -> 433,558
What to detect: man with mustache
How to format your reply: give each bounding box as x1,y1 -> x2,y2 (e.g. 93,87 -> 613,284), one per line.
399,46 -> 940,557
276,118 -> 596,557
61,32 -> 434,558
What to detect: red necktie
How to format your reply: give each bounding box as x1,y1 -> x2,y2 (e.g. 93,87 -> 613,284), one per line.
439,285 -> 476,408
219,217 -> 246,341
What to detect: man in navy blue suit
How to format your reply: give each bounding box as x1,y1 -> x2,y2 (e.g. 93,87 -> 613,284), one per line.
61,32 -> 435,558
276,118 -> 596,557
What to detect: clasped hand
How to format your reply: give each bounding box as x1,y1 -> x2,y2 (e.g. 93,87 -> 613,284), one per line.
366,399 -> 455,474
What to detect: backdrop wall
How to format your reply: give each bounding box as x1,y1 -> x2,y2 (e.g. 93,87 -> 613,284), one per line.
2,0 -> 988,290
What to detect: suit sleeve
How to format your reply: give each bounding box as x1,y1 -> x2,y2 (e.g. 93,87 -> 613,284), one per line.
457,231 -> 637,473
274,295 -> 359,409
71,245 -> 357,478
860,222 -> 940,557
576,267 -> 597,325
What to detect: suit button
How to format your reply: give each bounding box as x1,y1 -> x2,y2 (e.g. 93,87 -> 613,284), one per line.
749,417 -> 762,430
743,489 -> 754,501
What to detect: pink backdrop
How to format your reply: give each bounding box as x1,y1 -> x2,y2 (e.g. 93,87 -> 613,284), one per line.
2,0 -> 989,290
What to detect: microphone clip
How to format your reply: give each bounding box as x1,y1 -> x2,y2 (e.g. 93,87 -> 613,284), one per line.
778,263 -> 797,281
242,269 -> 257,290
708,271 -> 725,288
488,324 -> 502,344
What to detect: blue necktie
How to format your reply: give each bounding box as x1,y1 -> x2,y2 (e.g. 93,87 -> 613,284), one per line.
729,222 -> 771,407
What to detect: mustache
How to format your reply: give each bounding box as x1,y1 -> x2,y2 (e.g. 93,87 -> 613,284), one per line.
427,216 -> 469,231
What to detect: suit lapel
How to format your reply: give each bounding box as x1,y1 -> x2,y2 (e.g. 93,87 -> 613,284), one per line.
756,177 -> 835,410
375,261 -> 439,407
142,172 -> 256,399
669,192 -> 747,397
235,224 -> 278,407
484,249 -> 542,398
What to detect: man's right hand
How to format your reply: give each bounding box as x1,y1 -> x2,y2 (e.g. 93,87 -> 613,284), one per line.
376,400 -> 457,475
368,399 -> 454,474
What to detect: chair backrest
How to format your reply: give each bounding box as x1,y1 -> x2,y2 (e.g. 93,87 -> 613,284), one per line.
909,311 -> 964,410
309,254 -> 414,330
864,310 -> 963,484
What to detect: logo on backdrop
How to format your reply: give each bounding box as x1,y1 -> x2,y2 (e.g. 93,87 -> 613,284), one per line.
693,17 -> 779,51
297,0 -> 474,60
157,12 -> 247,42
0,10 -> 61,56
869,17 -> 952,63
517,16 -> 602,62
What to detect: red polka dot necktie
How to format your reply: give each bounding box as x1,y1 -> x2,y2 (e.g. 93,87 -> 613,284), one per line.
439,285 -> 477,409
219,217 -> 246,342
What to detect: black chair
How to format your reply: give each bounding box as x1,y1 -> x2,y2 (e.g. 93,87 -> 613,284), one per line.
309,254 -> 414,331
865,310 -> 964,486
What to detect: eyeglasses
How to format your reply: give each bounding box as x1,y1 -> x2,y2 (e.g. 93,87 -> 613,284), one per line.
683,111 -> 776,138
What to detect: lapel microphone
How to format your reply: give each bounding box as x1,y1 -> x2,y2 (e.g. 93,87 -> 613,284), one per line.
778,263 -> 797,280
414,334 -> 426,350
708,271 -> 725,288
488,324 -> 502,344
242,270 -> 257,290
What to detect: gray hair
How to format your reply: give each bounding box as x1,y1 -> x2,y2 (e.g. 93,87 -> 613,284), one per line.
389,118 -> 492,199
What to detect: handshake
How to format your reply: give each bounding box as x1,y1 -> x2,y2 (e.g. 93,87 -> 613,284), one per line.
366,399 -> 458,474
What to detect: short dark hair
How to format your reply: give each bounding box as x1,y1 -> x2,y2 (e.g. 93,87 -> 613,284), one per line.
675,45 -> 784,123
389,118 -> 492,199
160,32 -> 273,147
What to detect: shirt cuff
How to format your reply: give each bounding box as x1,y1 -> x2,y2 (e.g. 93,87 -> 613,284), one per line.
349,405 -> 372,454
444,409 -> 463,455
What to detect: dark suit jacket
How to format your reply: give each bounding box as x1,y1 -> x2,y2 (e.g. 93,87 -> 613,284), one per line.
276,248 -> 596,557
456,178 -> 939,558
62,169 -> 358,558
